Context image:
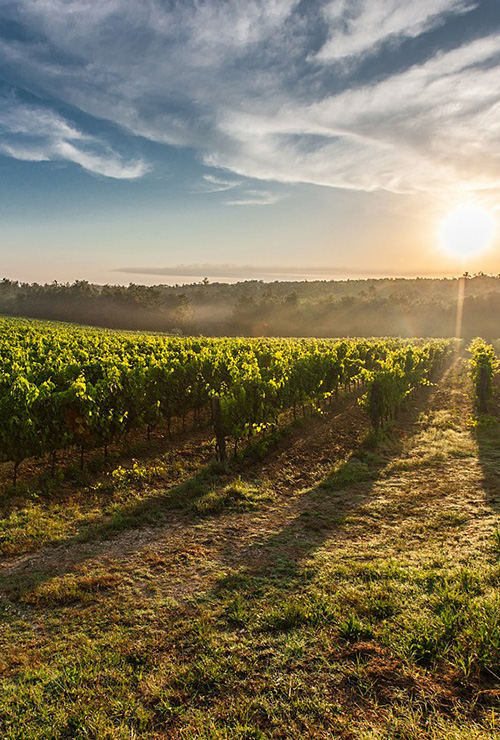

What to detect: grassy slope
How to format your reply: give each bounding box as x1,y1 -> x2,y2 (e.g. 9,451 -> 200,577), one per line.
0,359 -> 499,739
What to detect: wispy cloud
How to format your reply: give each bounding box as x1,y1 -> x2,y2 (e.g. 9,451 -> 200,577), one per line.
0,97 -> 150,179
116,263 -> 378,279
212,32 -> 500,193
194,175 -> 283,205
115,263 -> 445,280
315,0 -> 475,63
0,0 -> 497,195
225,189 -> 285,206
196,174 -> 243,193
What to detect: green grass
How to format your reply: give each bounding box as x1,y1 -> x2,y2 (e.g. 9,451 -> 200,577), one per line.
0,442 -> 215,556
193,478 -> 273,516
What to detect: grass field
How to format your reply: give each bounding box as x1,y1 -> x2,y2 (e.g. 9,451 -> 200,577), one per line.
1,358 -> 499,739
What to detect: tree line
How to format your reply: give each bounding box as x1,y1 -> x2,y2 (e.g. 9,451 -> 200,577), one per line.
2,275 -> 500,338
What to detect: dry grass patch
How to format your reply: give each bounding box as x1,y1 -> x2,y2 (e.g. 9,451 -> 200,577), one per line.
23,570 -> 124,606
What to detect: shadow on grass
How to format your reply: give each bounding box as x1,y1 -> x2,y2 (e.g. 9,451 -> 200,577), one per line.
0,460 -> 228,601
221,373 -> 448,588
474,417 -> 500,515
0,388 -> 365,598
0,371 -> 445,606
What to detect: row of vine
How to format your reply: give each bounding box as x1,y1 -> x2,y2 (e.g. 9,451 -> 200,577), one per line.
469,338 -> 498,413
0,317 -> 453,483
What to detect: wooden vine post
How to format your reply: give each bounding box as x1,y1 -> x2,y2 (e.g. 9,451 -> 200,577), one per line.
211,396 -> 227,462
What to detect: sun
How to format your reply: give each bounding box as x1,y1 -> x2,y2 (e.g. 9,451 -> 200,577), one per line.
439,203 -> 496,260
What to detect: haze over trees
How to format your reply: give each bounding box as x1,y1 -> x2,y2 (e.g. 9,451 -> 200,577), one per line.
1,274 -> 500,339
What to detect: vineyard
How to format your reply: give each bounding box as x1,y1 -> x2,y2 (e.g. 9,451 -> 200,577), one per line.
0,317 -> 453,485
1,318 -> 500,740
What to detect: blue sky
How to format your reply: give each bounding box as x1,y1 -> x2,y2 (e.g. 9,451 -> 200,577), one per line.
0,0 -> 499,284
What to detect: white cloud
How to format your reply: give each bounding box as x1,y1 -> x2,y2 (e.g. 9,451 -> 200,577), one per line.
0,97 -> 150,178
197,174 -> 243,193
53,141 -> 149,180
0,0 -> 498,195
225,189 -> 285,206
315,0 -> 475,63
0,142 -> 50,162
211,33 -> 500,193
194,174 -> 281,204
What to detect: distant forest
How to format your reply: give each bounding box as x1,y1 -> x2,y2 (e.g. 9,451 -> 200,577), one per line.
1,275 -> 500,339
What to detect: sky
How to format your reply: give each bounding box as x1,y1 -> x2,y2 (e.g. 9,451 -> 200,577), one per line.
0,0 -> 500,285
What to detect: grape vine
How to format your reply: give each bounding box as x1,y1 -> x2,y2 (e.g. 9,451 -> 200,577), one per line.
0,317 -> 454,483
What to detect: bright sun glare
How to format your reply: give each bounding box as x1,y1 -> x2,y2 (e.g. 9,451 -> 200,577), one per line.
439,203 -> 496,260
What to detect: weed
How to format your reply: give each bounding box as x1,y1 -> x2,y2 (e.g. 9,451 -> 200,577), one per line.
24,571 -> 122,606
338,614 -> 373,641
225,595 -> 250,628
365,592 -> 398,620
261,599 -> 313,632
107,460 -> 170,490
407,623 -> 444,666
464,597 -> 500,676
216,571 -> 255,594
193,478 -> 271,516
321,457 -> 374,491
492,527 -> 500,556
261,592 -> 335,632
